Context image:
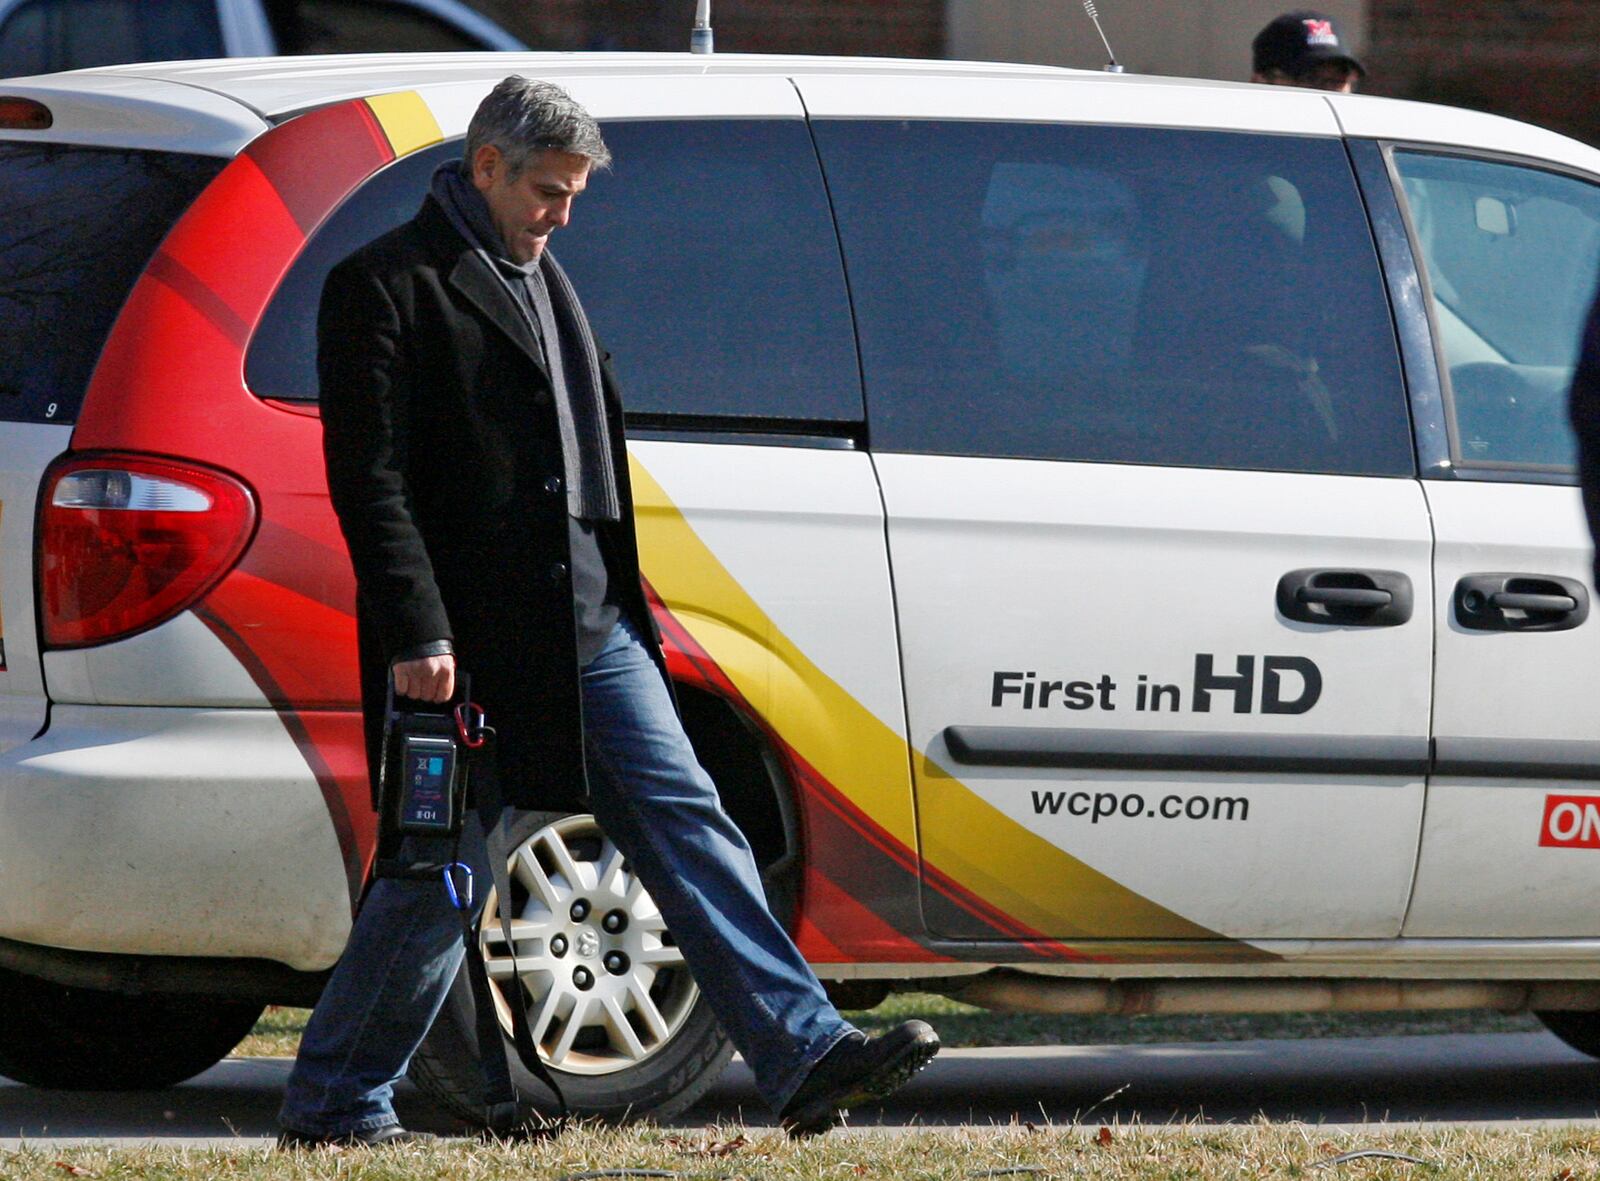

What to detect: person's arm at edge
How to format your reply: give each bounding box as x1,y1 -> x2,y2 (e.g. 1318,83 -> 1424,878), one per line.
1571,289 -> 1600,591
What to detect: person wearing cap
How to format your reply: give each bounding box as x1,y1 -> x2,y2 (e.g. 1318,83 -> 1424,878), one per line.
1252,11 -> 1366,93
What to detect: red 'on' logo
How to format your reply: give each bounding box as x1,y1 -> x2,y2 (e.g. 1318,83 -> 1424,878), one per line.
1540,794 -> 1600,848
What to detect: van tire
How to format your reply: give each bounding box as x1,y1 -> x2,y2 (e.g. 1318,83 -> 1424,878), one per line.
408,810 -> 733,1125
1536,1010 -> 1600,1059
0,965 -> 263,1089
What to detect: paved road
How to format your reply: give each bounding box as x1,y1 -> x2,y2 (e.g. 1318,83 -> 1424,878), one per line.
4,1033 -> 1600,1147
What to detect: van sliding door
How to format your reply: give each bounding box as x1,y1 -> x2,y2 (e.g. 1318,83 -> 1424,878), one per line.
812,111 -> 1433,946
1385,147 -> 1600,938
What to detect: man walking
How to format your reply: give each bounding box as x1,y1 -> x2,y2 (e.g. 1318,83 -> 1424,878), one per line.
277,75 -> 937,1147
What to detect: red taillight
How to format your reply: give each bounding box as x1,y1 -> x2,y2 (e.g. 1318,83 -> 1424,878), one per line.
39,455 -> 257,648
0,97 -> 51,130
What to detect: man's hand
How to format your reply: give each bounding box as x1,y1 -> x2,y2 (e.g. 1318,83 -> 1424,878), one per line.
392,653 -> 456,703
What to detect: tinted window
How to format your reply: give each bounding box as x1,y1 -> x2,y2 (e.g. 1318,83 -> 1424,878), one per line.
0,0 -> 222,74
0,144 -> 223,424
1394,151 -> 1600,470
813,121 -> 1413,476
248,121 -> 862,424
267,0 -> 483,53
246,145 -> 444,400
561,121 -> 860,422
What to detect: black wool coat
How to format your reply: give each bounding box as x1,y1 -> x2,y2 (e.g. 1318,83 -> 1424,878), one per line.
318,195 -> 663,812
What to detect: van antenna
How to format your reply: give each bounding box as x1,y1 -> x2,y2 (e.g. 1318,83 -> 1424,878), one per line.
691,0 -> 713,54
1081,1 -> 1123,73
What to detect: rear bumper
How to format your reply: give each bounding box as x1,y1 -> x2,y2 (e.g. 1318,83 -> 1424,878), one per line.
0,705 -> 355,972
0,934 -> 329,1004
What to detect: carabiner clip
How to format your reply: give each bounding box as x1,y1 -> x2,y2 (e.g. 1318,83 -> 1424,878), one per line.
442,862 -> 474,911
455,701 -> 487,749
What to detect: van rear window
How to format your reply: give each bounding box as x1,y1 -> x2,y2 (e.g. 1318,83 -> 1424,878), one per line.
0,143 -> 222,425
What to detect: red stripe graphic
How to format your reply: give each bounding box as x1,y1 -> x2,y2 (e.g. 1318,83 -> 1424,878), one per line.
143,251 -> 252,350
73,100 -> 402,909
243,100 -> 394,235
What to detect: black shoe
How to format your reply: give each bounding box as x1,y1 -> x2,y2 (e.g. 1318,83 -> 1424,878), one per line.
779,1019 -> 940,1137
276,1124 -> 438,1150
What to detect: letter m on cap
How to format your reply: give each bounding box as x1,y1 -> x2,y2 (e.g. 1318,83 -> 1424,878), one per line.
1302,18 -> 1338,44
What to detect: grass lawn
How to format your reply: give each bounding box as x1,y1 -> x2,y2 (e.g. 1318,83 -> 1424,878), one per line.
5,993 -> 1562,1178
232,992 -> 1544,1059
4,1124 -> 1598,1179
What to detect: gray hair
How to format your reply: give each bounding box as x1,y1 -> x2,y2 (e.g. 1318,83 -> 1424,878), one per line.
463,76 -> 611,177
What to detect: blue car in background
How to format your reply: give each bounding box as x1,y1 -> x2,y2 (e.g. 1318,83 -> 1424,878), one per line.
0,0 -> 526,75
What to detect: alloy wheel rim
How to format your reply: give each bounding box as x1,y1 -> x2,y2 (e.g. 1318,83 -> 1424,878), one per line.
479,814 -> 700,1076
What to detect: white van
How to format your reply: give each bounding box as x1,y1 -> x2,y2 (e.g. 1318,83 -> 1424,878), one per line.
3,52 -> 1600,1124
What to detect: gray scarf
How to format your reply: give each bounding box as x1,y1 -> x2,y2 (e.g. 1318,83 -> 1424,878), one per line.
430,160 -> 620,522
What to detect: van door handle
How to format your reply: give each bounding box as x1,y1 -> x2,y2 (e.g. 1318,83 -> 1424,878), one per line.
1455,574 -> 1589,632
1298,586 -> 1391,608
1277,568 -> 1413,627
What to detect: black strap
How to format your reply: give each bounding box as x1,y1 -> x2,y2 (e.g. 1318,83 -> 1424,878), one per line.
458,886 -> 552,1136
373,859 -> 453,881
466,753 -> 570,1137
372,687 -> 568,1137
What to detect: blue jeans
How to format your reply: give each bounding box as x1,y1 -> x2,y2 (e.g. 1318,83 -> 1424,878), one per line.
279,617 -> 854,1134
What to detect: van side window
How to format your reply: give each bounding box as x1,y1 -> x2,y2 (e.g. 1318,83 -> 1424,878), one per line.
812,121 -> 1412,476
1393,151 -> 1600,471
247,120 -> 862,425
556,119 -> 861,424
246,144 -> 448,401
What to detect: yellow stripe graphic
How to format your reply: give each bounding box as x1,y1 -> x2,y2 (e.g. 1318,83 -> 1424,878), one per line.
630,456 -> 918,852
913,750 -> 1223,941
366,91 -> 444,158
630,456 -> 1256,948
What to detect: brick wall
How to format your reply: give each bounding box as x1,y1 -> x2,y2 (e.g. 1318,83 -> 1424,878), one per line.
469,1 -> 943,58
1367,1 -> 1600,145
